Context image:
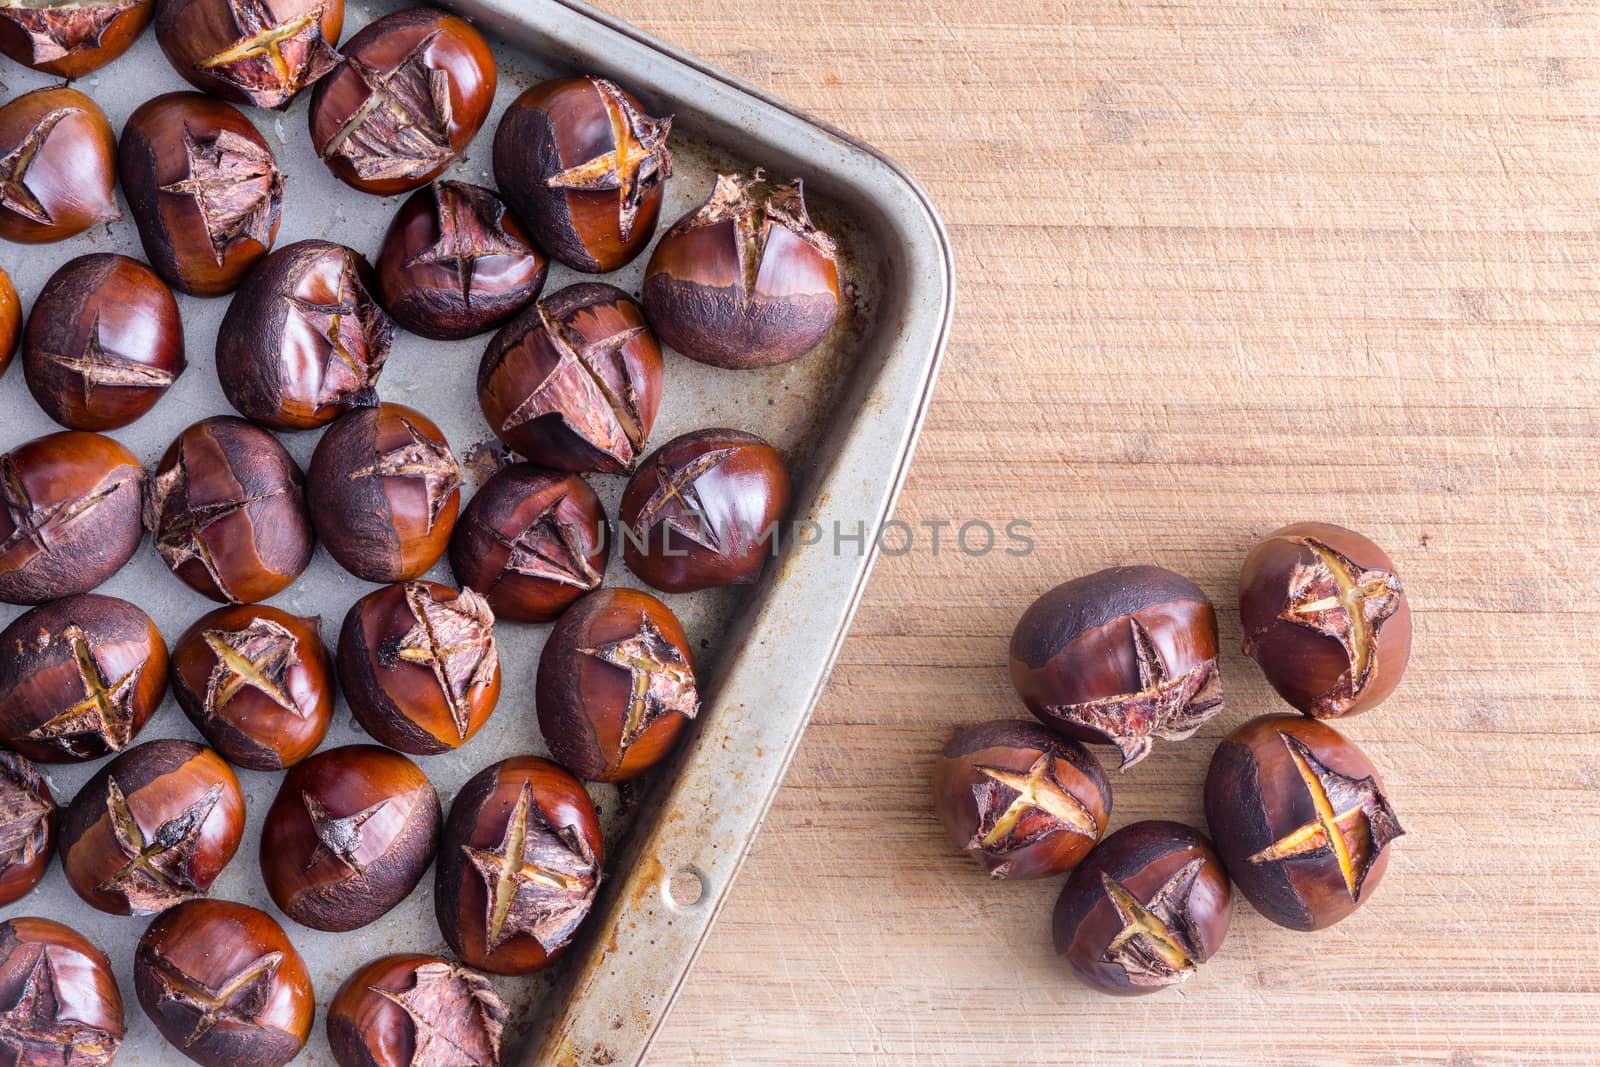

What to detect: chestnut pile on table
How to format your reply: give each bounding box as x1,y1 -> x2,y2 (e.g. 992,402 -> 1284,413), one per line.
0,3 -> 846,1063
933,527 -> 1412,995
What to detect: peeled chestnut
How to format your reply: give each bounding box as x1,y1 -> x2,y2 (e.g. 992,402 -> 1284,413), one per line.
477,283 -> 664,474
932,720 -> 1111,881
0,594 -> 168,762
327,954 -> 506,1067
1009,565 -> 1224,770
119,91 -> 285,297
449,463 -> 607,623
1240,522 -> 1411,719
0,0 -> 153,76
0,265 -> 18,378
261,745 -> 440,932
308,7 -> 495,196
537,588 -> 698,781
145,416 -> 314,604
59,739 -> 245,915
435,756 -> 603,975
0,752 -> 55,905
0,917 -> 124,1062
217,240 -> 395,431
644,172 -> 841,368
619,428 -> 792,593
0,86 -> 120,243
171,605 -> 333,770
1205,714 -> 1404,931
155,0 -> 343,110
135,899 -> 313,1067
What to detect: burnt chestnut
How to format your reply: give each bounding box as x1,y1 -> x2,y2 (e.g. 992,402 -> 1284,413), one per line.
619,428 -> 792,593
119,91 -> 285,297
171,605 -> 333,770
0,0 -> 153,76
0,594 -> 168,762
261,744 -> 440,931
1009,565 -> 1224,771
0,86 -> 120,243
537,588 -> 698,782
435,756 -> 603,975
644,172 -> 841,369
449,463 -> 607,623
0,752 -> 55,905
217,239 -> 395,431
1204,714 -> 1404,932
59,739 -> 245,915
0,265 -> 18,378
135,899 -> 313,1067
376,180 -> 548,340
477,283 -> 664,474
327,954 -> 506,1067
0,917 -> 124,1062
1240,522 -> 1411,719
145,416 -> 314,604
308,7 -> 495,196
932,720 -> 1111,881
494,76 -> 672,274
155,0 -> 343,110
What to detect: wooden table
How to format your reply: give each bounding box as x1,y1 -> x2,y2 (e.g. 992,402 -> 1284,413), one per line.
588,1 -> 1600,1062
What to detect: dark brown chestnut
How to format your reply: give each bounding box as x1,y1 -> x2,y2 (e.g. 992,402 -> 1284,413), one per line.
1240,522 -> 1411,719
435,756 -> 603,975
0,86 -> 120,243
477,282 -> 664,474
119,91 -> 285,297
644,172 -> 841,369
59,739 -> 245,915
932,720 -> 1111,881
217,239 -> 395,431
375,180 -> 548,340
145,416 -> 314,604
170,605 -> 333,770
308,7 -> 495,196
0,265 -> 18,378
618,427 -> 792,593
0,917 -> 124,1062
1009,565 -> 1225,770
0,594 -> 168,762
0,0 -> 153,76
493,76 -> 672,274
449,463 -> 607,623
135,899 -> 313,1067
1053,820 -> 1232,996
1204,714 -> 1404,931
327,954 -> 506,1067
0,752 -> 55,906
155,0 -> 343,110
536,588 -> 698,782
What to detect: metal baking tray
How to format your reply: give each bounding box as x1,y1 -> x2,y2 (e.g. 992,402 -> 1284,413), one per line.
0,0 -> 952,1062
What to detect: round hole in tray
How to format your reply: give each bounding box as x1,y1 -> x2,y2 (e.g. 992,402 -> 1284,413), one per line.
663,865 -> 709,909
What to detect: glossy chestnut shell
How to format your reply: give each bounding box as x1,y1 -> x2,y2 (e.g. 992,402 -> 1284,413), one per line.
0,86 -> 120,243
327,954 -> 506,1067
0,265 -> 19,378
155,0 -> 344,110
0,0 -> 154,77
0,752 -> 55,906
0,917 -> 124,1062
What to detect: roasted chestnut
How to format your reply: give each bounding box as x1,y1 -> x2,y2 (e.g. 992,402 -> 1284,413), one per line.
0,594 -> 168,762
1052,821 -> 1232,996
0,917 -> 124,1062
1204,714 -> 1404,931
308,403 -> 461,582
119,91 -> 285,297
449,463 -> 607,623
170,605 -> 333,770
537,588 -> 698,781
477,283 -> 664,474
155,0 -> 343,110
135,899 -> 314,1067
932,720 -> 1110,881
1240,522 -> 1411,719
493,76 -> 672,273
619,428 -> 792,593
217,239 -> 395,431
0,752 -> 55,905
0,86 -> 120,243
435,756 -> 603,975
0,265 -> 18,378
327,954 -> 506,1067
375,180 -> 547,340
145,416 -> 314,604
308,7 -> 495,196
59,739 -> 245,915
0,0 -> 153,76
1009,565 -> 1224,770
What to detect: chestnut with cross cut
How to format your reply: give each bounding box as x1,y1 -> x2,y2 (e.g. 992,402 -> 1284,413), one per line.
0,0 -> 153,76
135,899 -> 314,1067
155,0 -> 344,110
1240,522 -> 1411,719
0,594 -> 168,763
59,739 -> 245,915
0,753 -> 56,906
0,917 -> 124,1064
0,86 -> 119,243
932,720 -> 1111,881
327,954 -> 506,1067
435,756 -> 603,975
